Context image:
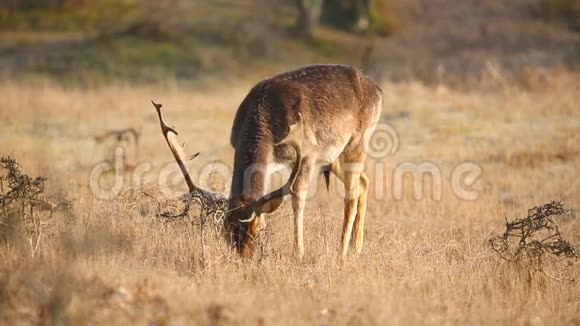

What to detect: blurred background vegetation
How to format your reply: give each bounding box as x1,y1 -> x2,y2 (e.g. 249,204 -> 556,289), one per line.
0,0 -> 578,84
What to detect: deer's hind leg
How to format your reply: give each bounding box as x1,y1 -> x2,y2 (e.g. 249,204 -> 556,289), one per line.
352,172 -> 369,253
329,157 -> 364,258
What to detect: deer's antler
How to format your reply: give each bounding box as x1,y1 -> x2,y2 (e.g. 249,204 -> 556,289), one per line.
152,100 -> 200,193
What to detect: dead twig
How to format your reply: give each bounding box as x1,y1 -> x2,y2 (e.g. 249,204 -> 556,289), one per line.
155,189 -> 227,228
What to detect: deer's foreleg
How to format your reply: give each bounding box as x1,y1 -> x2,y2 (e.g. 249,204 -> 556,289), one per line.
290,157 -> 315,259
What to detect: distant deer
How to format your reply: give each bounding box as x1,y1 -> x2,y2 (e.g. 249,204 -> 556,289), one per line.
153,64 -> 382,259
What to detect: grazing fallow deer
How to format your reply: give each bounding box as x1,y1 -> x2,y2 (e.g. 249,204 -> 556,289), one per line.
154,64 -> 382,259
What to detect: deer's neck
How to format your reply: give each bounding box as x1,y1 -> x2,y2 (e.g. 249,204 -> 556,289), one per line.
229,133 -> 274,205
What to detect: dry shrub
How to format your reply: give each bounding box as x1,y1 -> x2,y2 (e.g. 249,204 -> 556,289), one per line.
490,201 -> 578,280
0,157 -> 70,257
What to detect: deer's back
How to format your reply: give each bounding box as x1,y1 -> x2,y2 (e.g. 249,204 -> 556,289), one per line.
230,65 -> 382,154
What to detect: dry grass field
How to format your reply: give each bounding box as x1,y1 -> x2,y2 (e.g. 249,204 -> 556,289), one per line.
0,69 -> 579,325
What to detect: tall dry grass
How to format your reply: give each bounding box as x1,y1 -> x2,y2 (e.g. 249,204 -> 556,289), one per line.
0,70 -> 579,324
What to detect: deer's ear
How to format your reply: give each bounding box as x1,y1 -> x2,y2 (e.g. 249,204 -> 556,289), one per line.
254,196 -> 285,215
